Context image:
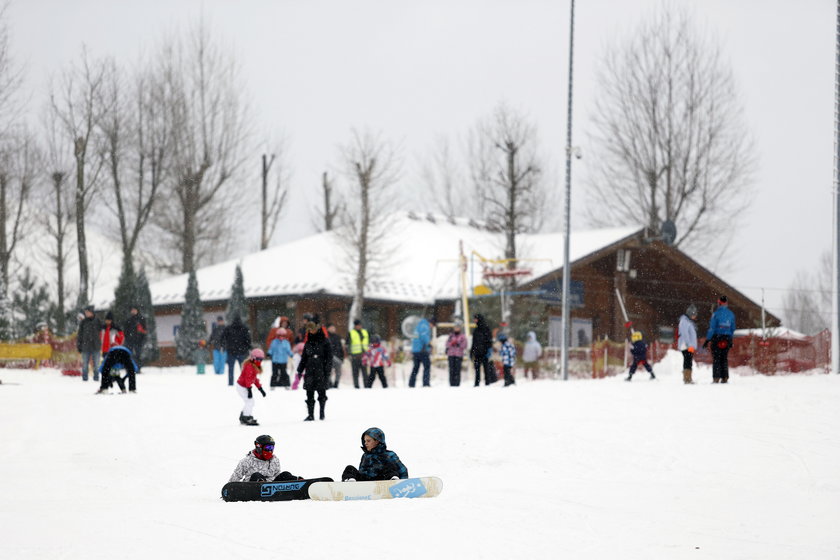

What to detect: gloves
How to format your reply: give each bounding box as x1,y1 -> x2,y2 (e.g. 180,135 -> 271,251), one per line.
702,339 -> 709,349
258,387 -> 266,397
687,346 -> 695,354
247,387 -> 253,399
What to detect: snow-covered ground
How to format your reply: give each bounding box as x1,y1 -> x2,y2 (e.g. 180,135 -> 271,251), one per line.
1,352 -> 838,559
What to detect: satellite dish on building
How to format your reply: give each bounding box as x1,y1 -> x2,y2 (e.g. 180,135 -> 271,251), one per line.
401,315 -> 421,338
661,220 -> 677,245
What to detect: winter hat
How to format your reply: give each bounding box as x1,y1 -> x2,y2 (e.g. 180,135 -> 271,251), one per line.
686,304 -> 698,317
353,318 -> 362,326
277,327 -> 287,337
371,334 -> 381,344
216,315 -> 224,322
254,434 -> 275,460
250,348 -> 265,360
105,311 -> 114,321
631,331 -> 643,342
361,427 -> 386,448
718,295 -> 728,305
497,332 -> 508,342
84,305 -> 95,313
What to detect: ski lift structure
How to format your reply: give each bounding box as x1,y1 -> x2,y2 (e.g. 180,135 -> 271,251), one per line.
468,249 -> 552,325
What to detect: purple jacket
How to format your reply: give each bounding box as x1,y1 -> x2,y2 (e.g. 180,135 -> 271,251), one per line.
446,332 -> 467,358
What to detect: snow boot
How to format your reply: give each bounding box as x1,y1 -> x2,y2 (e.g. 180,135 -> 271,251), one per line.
649,371 -> 656,380
304,399 -> 315,421
245,416 -> 259,426
682,369 -> 693,384
625,373 -> 633,381
318,397 -> 327,421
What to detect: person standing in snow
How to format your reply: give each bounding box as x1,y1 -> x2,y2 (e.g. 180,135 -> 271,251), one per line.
521,331 -> 543,380
364,335 -> 392,388
445,323 -> 467,386
327,323 -> 345,388
678,304 -> 699,384
704,295 -> 736,383
76,305 -> 102,382
346,319 -> 369,389
96,345 -> 139,394
236,348 -> 266,426
625,331 -> 655,381
340,427 -> 409,482
297,314 -> 332,421
228,434 -> 302,482
268,328 -> 294,388
222,314 -> 252,387
123,305 -> 147,371
470,313 -> 494,386
498,332 -> 516,386
208,316 -> 227,375
100,311 -> 124,357
408,317 -> 433,388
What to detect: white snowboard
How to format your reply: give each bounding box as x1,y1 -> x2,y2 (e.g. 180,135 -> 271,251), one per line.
307,476 -> 443,501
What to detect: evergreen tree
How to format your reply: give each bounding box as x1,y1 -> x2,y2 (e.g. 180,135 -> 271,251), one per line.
112,258 -> 137,327
225,264 -> 247,324
11,268 -> 53,339
135,268 -> 159,363
175,270 -> 205,363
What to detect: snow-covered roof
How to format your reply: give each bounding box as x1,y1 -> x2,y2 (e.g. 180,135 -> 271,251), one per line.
147,212 -> 642,308
734,327 -> 809,341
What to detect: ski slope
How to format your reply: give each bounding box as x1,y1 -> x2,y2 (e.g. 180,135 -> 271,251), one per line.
0,353 -> 838,559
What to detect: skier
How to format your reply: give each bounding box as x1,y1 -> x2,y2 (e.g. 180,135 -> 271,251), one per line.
297,314 -> 332,421
703,295 -> 736,383
96,345 -> 139,394
625,331 -> 655,381
364,335 -> 391,388
498,332 -> 516,386
236,348 -> 266,426
228,434 -> 302,482
340,427 -> 409,482
678,304 -> 699,384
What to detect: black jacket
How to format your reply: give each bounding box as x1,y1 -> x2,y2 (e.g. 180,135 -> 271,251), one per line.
328,332 -> 344,360
297,327 -> 333,381
221,319 -> 252,356
470,314 -> 493,360
123,313 -> 147,349
77,316 -> 102,353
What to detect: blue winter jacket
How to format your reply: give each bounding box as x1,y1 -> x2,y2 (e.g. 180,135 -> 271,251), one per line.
358,427 -> 409,480
706,305 -> 736,340
411,319 -> 432,354
630,340 -> 647,362
269,338 -> 293,364
500,340 -> 516,366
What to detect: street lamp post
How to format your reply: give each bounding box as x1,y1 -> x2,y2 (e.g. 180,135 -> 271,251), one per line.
561,0 -> 576,381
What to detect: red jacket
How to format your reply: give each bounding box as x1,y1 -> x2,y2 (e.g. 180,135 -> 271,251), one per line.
100,324 -> 125,354
236,360 -> 263,389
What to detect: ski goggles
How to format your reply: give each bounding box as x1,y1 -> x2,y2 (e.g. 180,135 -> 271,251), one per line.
260,444 -> 275,452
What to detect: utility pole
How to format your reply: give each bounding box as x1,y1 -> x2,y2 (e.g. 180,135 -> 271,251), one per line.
261,153 -> 276,250
560,0 -> 576,381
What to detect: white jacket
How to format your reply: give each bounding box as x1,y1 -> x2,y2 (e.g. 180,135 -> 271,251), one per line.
522,331 -> 543,362
229,452 -> 284,482
678,314 -> 698,351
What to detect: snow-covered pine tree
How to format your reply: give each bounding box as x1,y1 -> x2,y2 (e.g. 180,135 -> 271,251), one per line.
135,268 -> 159,363
112,259 -> 137,327
225,264 -> 247,324
11,268 -> 53,339
176,270 -> 205,363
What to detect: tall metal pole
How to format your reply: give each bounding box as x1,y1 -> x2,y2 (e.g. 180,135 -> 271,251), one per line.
833,0 -> 840,374
560,0 -> 576,381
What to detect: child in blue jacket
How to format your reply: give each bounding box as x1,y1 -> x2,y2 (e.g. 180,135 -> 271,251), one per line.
498,332 -> 516,386
268,328 -> 294,388
341,427 -> 409,482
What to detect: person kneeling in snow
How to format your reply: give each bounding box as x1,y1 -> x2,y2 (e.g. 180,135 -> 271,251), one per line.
229,434 -> 302,482
341,427 -> 409,482
96,345 -> 138,394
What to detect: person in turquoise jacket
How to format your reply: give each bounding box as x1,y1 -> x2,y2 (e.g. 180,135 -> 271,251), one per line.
408,317 -> 433,388
268,328 -> 294,388
704,295 -> 736,383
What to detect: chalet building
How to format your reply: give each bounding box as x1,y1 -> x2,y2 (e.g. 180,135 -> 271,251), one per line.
145,212 -> 778,365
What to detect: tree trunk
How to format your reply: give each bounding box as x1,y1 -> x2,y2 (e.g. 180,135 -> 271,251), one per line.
74,139 -> 89,307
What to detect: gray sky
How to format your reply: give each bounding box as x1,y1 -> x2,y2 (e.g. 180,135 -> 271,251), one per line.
11,0 -> 835,319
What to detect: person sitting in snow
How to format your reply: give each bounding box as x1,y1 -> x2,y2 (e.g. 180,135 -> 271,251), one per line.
236,348 -> 266,426
625,329 -> 655,381
341,427 -> 409,482
228,434 -> 302,482
96,345 -> 138,394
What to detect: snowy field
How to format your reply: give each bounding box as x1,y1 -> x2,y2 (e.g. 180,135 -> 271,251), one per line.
1,352 -> 838,560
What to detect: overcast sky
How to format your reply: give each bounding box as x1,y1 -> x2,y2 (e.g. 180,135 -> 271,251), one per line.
9,0 -> 835,319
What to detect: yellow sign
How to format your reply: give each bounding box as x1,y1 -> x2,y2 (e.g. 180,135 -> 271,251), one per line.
473,285 -> 493,296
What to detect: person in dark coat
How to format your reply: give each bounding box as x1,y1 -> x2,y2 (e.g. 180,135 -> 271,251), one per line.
327,323 -> 345,388
76,305 -> 102,382
625,331 -> 655,381
221,314 -> 252,386
123,305 -> 147,370
341,427 -> 409,482
96,345 -> 138,393
704,295 -> 736,383
470,313 -> 494,386
297,314 -> 332,421
208,316 -> 227,375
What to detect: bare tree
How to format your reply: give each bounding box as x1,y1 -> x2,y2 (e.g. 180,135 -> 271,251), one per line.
259,139 -> 290,249
783,251 -> 831,335
0,128 -> 38,298
339,129 -> 400,327
420,136 -> 469,220
49,48 -> 108,307
585,4 -> 754,259
314,170 -> 343,232
469,102 -> 546,272
151,20 -> 250,273
0,2 -> 22,135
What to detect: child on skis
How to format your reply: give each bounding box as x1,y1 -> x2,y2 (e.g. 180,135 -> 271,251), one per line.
268,328 -> 294,389
498,332 -> 516,386
341,427 -> 409,482
626,330 -> 655,381
228,434 -> 303,482
364,335 -> 391,388
236,348 -> 267,425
